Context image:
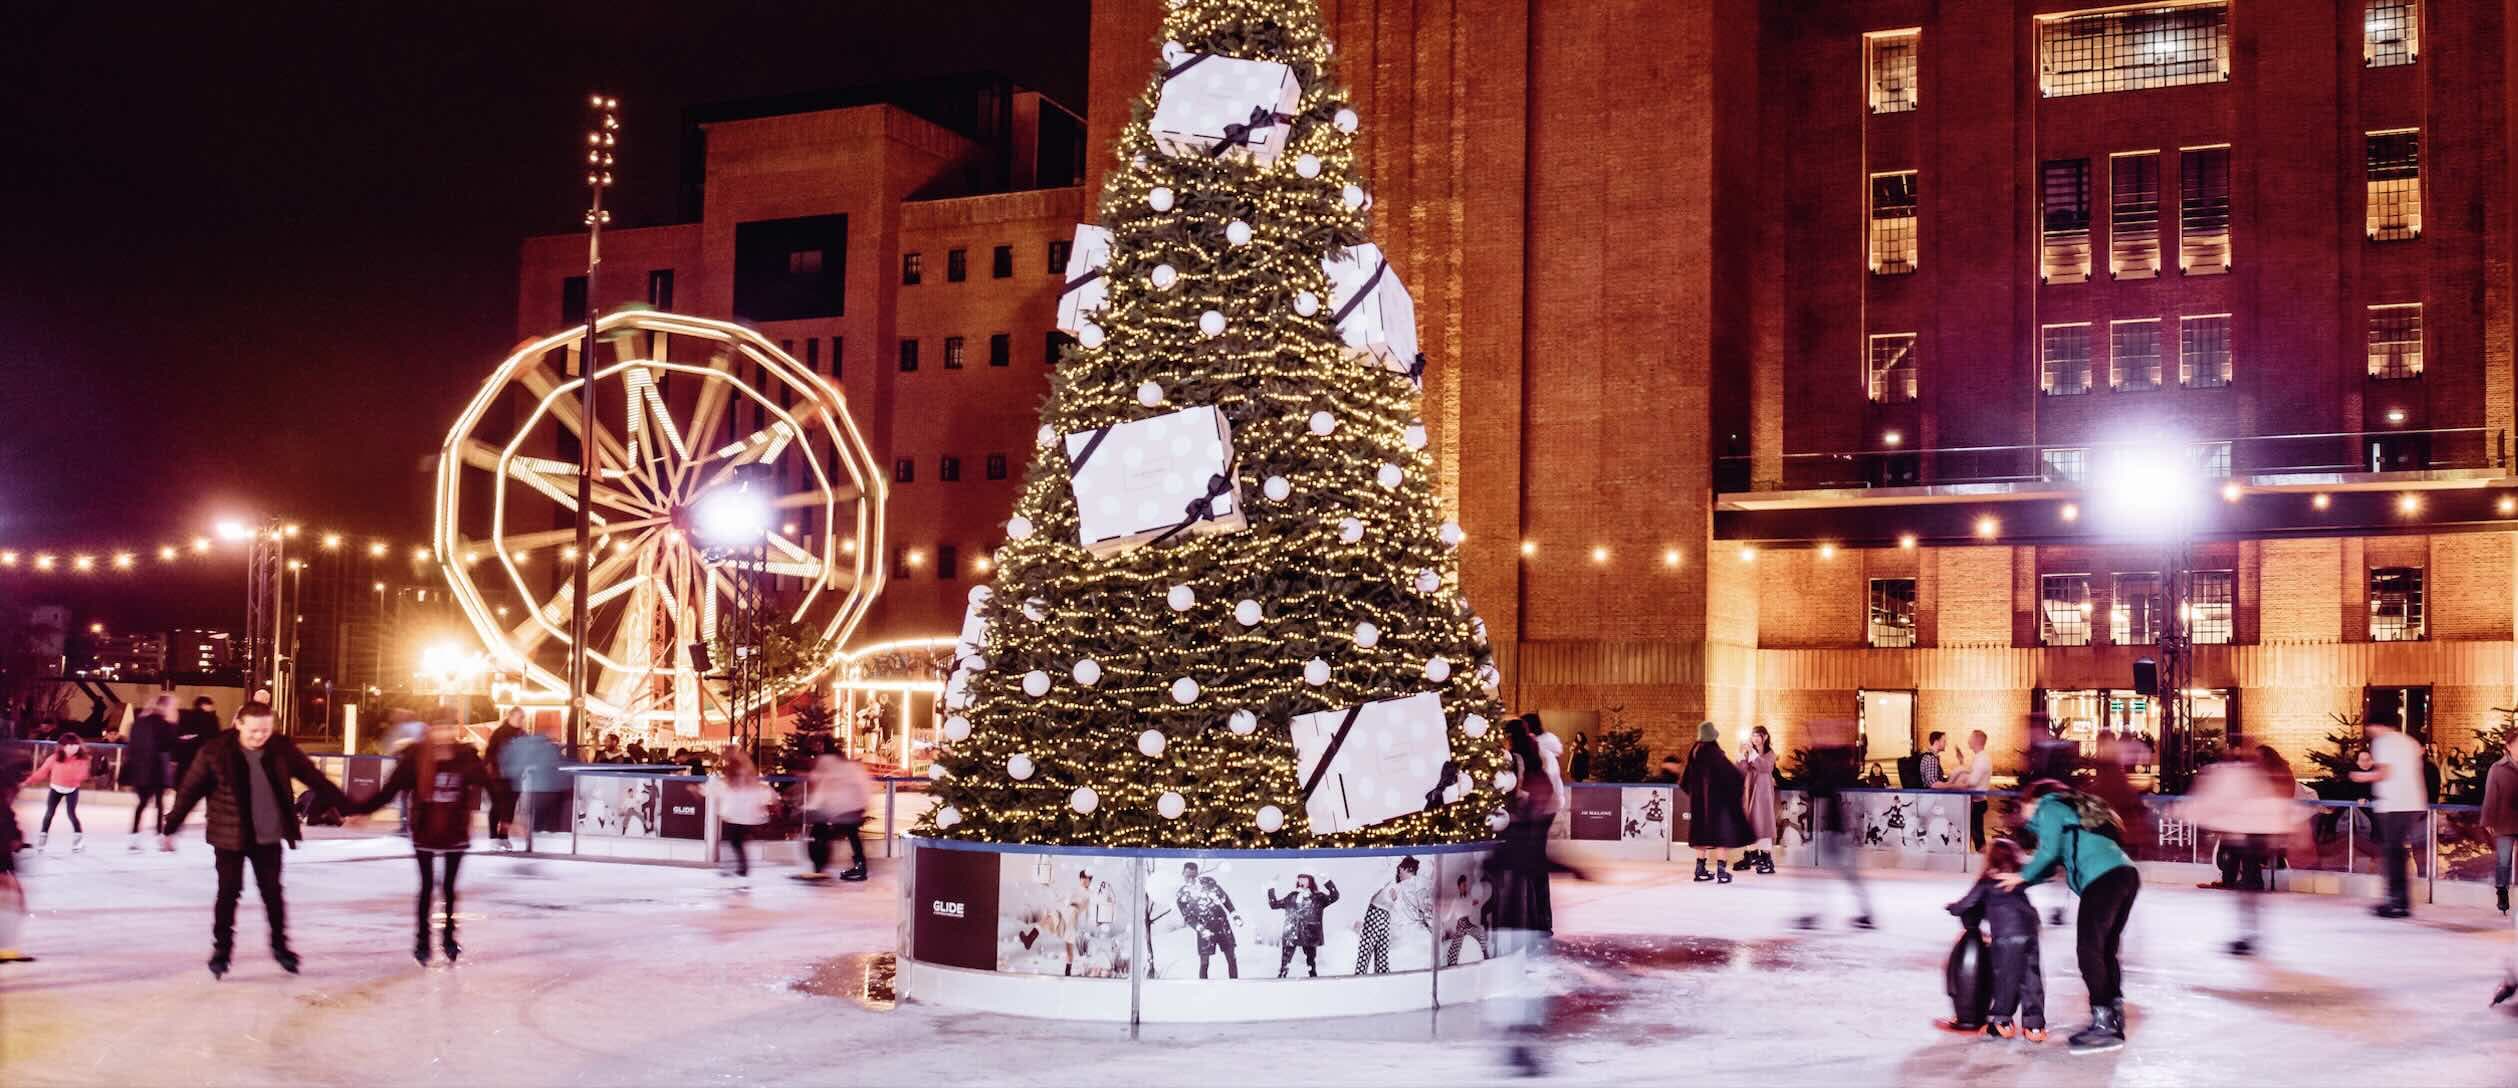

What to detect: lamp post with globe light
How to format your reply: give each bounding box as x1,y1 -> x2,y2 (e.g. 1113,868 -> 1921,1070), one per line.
2094,438 -> 2206,789
693,463 -> 774,760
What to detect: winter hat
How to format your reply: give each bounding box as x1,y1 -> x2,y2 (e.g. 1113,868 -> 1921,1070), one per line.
1697,721 -> 1719,744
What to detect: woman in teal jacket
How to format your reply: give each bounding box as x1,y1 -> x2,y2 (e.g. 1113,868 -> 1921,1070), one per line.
1999,779 -> 2138,1054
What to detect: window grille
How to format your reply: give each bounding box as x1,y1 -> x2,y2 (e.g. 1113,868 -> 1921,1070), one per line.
2042,159 -> 2092,283
2042,575 -> 2093,646
2112,319 -> 2162,391
2368,304 -> 2424,379
2041,323 -> 2092,396
2367,130 -> 2422,241
2180,146 -> 2231,274
2110,153 -> 2160,278
1869,32 -> 1920,113
2365,0 -> 2418,67
2369,567 -> 2425,641
2112,573 -> 2164,644
2189,571 -> 2234,644
1870,172 -> 1919,275
1868,333 -> 1918,403
2180,314 -> 2232,388
2039,4 -> 2228,98
1868,579 -> 1918,647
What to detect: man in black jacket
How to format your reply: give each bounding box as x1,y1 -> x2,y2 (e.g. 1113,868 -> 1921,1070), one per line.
160,702 -> 350,978
120,694 -> 181,848
172,696 -> 220,783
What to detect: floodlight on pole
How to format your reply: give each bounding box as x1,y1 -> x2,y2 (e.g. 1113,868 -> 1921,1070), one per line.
694,475 -> 774,547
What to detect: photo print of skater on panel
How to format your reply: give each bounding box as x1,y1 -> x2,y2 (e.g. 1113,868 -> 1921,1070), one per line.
999,853 -> 1134,978
1140,853 -> 1451,980
574,775 -> 661,838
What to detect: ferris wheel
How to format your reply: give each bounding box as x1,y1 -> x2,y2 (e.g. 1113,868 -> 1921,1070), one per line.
433,310 -> 886,730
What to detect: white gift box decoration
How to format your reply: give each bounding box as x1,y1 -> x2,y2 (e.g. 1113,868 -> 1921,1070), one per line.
1322,243 -> 1422,383
1063,405 -> 1247,556
1288,691 -> 1461,835
1150,52 -> 1303,166
1056,224 -> 1114,336
942,586 -> 992,711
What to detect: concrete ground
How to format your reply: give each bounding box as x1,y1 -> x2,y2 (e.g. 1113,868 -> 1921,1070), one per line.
4,790 -> 2516,1087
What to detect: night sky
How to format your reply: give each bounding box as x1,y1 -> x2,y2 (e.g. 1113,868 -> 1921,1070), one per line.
0,0 -> 1087,626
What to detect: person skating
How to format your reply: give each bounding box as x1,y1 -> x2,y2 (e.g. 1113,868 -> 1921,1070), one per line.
1793,723 -> 1875,931
1265,873 -> 1338,976
173,696 -> 219,784
483,708 -> 526,850
796,741 -> 871,882
1491,716 -> 1565,1076
1735,725 -> 1779,874
2481,731 -> 2517,916
2352,717 -> 2426,918
1937,838 -> 2046,1043
2177,739 -> 2302,955
344,712 -> 492,964
24,733 -> 93,852
1682,722 -> 1753,882
1998,779 -> 2138,1054
0,752 -> 30,964
1175,861 -> 1242,979
121,694 -> 181,850
159,701 -> 351,978
1568,731 -> 1591,783
703,747 -> 774,880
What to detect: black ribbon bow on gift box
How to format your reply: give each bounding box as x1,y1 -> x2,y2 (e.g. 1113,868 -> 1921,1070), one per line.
1208,105 -> 1290,158
1422,759 -> 1461,810
1145,456 -> 1239,547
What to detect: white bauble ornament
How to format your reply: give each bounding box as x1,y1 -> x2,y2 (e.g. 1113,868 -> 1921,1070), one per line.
1228,708 -> 1259,735
1308,411 -> 1337,435
1136,380 -> 1164,407
1072,658 -> 1103,686
1167,584 -> 1196,612
1338,517 -> 1364,543
1007,516 -> 1034,541
1234,599 -> 1263,626
1022,597 -> 1047,622
1151,263 -> 1179,290
1493,769 -> 1518,792
1463,713 -> 1490,738
1199,309 -> 1227,337
1342,184 -> 1367,210
1037,424 -> 1057,447
943,716 -> 972,742
1405,422 -> 1428,450
1263,475 -> 1291,502
1225,219 -> 1253,246
926,762 -> 948,781
1170,677 -> 1201,704
1294,153 -> 1322,178
1377,463 -> 1403,489
1158,791 -> 1187,820
937,806 -> 963,829
965,654 -> 989,675
1149,186 -> 1175,212
1414,569 -> 1443,594
1256,805 -> 1286,833
1334,108 -> 1360,134
1439,521 -> 1465,547
1078,322 -> 1105,349
1355,621 -> 1381,647
1161,39 -> 1189,62
1303,657 -> 1331,686
1478,664 -> 1502,694
1138,729 -> 1167,757
1071,787 -> 1099,815
1021,670 -> 1051,698
1293,291 -> 1321,317
1425,656 -> 1453,682
1007,753 -> 1035,781
1487,810 -> 1510,832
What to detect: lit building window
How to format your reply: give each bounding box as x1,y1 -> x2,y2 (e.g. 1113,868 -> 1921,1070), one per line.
2041,159 -> 2092,283
1867,333 -> 1918,403
1869,171 -> 1919,275
2041,574 -> 2094,646
2109,152 -> 2161,278
2366,0 -> 2419,67
2368,303 -> 2424,379
1868,30 -> 1920,114
903,252 -> 922,285
2111,318 -> 2163,392
2038,3 -> 2229,99
2189,570 -> 2235,644
2111,572 -> 2164,644
2366,130 -> 2422,241
2042,447 -> 2089,483
939,455 -> 961,483
944,336 -> 966,370
2180,314 -> 2233,388
2189,441 -> 2233,478
1868,578 -> 1918,648
893,458 -> 915,484
2041,323 -> 2092,396
2369,566 -> 2426,641
2180,146 -> 2231,274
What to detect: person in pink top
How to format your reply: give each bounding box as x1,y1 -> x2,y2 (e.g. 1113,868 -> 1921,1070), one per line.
25,734 -> 94,852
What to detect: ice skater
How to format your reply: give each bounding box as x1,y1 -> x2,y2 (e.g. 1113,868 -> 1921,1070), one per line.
24,733 -> 93,852
160,701 -> 352,978
2178,739 -> 2302,956
1938,838 -> 2046,1042
1735,725 -> 1779,874
1793,725 -> 1875,931
346,711 -> 493,964
1355,856 -> 1430,974
122,694 -> 181,849
2352,716 -> 2427,918
2481,730 -> 2516,916
483,707 -> 527,849
1175,861 -> 1241,979
0,752 -> 30,964
796,741 -> 870,882
1683,721 -> 1753,882
704,747 -> 774,879
2000,779 -> 2137,1054
1265,873 -> 1338,977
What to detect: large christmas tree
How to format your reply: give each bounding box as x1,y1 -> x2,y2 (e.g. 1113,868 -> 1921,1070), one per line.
918,0 -> 1506,848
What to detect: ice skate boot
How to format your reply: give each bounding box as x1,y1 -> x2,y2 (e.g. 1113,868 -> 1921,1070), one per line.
1692,859 -> 1712,882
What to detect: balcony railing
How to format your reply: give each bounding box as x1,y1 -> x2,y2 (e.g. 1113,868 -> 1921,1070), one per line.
1717,427 -> 2507,494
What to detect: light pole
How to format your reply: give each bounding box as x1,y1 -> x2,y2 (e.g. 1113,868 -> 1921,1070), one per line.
569,93 -> 620,762
695,464 -> 773,762
2097,440 -> 2202,790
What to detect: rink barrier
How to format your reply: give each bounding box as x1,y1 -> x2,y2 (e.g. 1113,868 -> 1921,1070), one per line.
896,835 -> 1519,1023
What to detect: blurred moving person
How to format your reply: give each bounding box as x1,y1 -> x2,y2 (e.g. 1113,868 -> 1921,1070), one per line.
2177,740 -> 2304,956
2352,717 -> 2426,918
2000,779 -> 2137,1054
173,696 -> 219,783
705,747 -> 774,880
499,730 -> 562,853
160,701 -> 351,979
0,752 -> 30,963
346,711 -> 492,964
1938,837 -> 2046,1043
1735,725 -> 1779,875
1491,714 -> 1564,1077
2482,731 -> 2517,916
1683,721 -> 1753,883
122,694 -> 181,850
483,708 -> 527,850
23,733 -> 93,852
1794,722 -> 1875,931
796,740 -> 871,882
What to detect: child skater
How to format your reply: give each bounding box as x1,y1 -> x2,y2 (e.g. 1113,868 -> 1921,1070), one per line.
1939,837 -> 2046,1043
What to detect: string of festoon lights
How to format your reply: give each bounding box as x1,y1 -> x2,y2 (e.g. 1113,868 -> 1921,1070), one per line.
0,518 -> 561,577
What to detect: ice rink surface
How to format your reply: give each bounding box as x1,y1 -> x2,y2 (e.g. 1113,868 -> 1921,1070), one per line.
4,791 -> 2516,1086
